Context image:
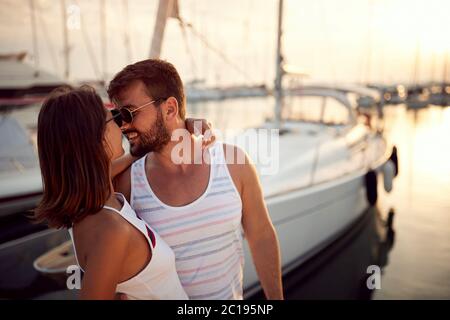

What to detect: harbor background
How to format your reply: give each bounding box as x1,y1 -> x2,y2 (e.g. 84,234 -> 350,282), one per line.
0,0 -> 448,86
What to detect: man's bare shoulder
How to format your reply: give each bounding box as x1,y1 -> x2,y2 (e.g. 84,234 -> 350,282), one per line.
221,143 -> 250,164
221,143 -> 253,195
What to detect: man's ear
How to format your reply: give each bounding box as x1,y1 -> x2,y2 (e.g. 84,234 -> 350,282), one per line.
163,97 -> 179,121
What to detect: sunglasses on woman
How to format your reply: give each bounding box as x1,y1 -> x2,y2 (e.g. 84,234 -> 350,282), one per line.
107,98 -> 165,127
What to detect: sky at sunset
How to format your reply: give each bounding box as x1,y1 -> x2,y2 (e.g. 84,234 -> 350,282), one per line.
0,0 -> 448,86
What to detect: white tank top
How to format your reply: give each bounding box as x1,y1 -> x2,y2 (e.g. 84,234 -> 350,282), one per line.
131,142 -> 244,300
68,193 -> 188,300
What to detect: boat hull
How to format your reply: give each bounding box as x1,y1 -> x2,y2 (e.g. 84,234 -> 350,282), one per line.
0,192 -> 42,218
243,151 -> 391,296
407,100 -> 429,109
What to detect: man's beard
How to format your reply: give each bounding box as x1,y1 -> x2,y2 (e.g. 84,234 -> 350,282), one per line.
129,109 -> 171,157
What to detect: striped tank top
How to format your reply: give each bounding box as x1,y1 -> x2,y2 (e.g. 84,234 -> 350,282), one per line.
130,142 -> 244,300
68,193 -> 188,300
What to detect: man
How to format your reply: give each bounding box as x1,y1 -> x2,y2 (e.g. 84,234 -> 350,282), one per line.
109,59 -> 283,300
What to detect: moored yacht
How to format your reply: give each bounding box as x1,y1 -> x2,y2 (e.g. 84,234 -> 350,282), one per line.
241,0 -> 398,295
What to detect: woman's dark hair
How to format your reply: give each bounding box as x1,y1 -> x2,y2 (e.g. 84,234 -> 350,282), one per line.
34,85 -> 112,229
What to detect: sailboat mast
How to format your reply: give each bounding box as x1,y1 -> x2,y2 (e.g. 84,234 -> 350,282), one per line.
149,0 -> 175,59
29,0 -> 39,77
443,51 -> 448,84
274,0 -> 284,128
430,51 -> 436,82
412,38 -> 420,86
100,0 -> 107,82
122,0 -> 132,63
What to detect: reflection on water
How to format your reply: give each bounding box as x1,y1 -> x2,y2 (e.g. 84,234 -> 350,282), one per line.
282,207 -> 396,300
0,99 -> 449,299
273,104 -> 450,300
374,105 -> 450,299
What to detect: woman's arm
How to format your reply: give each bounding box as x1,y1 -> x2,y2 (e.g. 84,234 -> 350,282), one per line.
111,154 -> 137,179
79,215 -> 131,299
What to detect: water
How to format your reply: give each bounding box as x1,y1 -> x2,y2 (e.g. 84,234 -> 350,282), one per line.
0,99 -> 449,299
250,206 -> 396,300
373,105 -> 450,299
278,104 -> 450,300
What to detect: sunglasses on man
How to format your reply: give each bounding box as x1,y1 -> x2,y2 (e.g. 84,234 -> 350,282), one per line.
107,98 -> 166,127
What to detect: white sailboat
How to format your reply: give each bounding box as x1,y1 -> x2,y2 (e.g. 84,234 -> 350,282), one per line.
0,52 -> 66,218
240,0 -> 398,296
406,38 -> 429,110
0,114 -> 42,218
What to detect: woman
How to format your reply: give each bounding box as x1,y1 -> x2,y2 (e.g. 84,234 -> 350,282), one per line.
34,86 -> 205,299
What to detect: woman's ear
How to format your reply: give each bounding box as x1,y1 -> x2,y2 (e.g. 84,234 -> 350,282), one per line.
163,97 -> 179,121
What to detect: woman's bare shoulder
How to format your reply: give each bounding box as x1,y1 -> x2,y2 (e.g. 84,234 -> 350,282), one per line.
78,209 -> 132,244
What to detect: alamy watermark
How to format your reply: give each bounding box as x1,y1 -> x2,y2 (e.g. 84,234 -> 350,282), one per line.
170,125 -> 280,176
366,265 -> 381,290
66,264 -> 382,291
66,4 -> 81,30
66,265 -> 81,290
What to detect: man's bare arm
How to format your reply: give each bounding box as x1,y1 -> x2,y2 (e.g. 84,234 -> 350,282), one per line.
226,145 -> 284,300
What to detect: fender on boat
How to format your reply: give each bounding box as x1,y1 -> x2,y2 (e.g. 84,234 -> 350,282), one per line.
365,170 -> 378,206
389,146 -> 399,177
382,160 -> 395,193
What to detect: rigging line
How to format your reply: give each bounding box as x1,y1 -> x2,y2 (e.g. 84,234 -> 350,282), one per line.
61,0 -> 69,80
29,0 -> 40,76
73,0 -> 101,81
430,51 -> 436,82
319,1 -> 337,87
365,0 -> 374,84
36,4 -> 60,73
443,51 -> 449,84
177,17 -> 198,80
412,38 -> 420,85
100,0 -> 107,81
122,0 -> 133,63
181,20 -> 254,83
242,0 -> 252,81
